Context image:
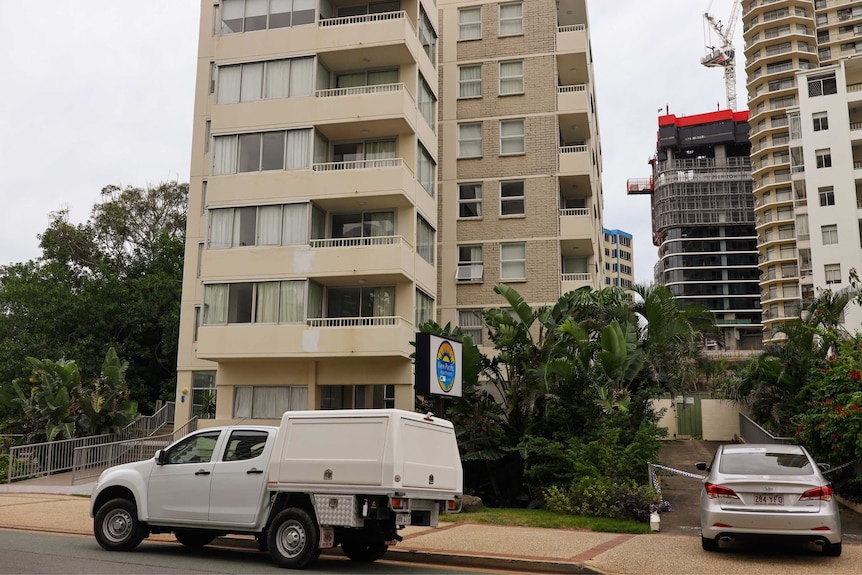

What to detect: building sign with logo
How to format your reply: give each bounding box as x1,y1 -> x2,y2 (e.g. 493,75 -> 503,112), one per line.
414,333 -> 463,398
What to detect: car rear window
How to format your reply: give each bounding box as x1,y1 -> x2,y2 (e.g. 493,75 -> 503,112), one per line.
719,451 -> 813,475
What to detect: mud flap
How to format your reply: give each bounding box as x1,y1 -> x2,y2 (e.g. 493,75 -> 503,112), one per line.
319,526 -> 334,549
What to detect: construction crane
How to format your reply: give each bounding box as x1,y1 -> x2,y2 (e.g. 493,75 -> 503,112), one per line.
701,0 -> 741,111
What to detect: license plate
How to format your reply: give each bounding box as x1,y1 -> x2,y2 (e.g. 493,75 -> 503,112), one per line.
395,512 -> 411,526
753,494 -> 784,505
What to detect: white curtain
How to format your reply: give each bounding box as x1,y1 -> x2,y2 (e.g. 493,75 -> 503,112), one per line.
233,387 -> 253,419
458,124 -> 481,157
257,205 -> 282,245
337,72 -> 365,88
256,282 -> 279,323
419,77 -> 435,129
217,65 -> 242,104
365,211 -> 394,237
253,387 -> 291,419
501,120 -> 525,154
289,57 -> 314,97
290,386 -> 309,410
209,209 -> 234,248
279,281 -> 305,323
459,8 -> 481,40
203,284 -> 229,324
241,62 -> 264,102
499,61 -> 523,94
499,3 -> 522,35
286,129 -> 311,169
265,60 -> 290,99
282,203 -> 308,244
459,65 -> 481,98
368,69 -> 398,85
372,287 -> 395,317
416,215 -> 434,263
213,136 -> 238,175
365,139 -> 396,160
501,243 -> 526,279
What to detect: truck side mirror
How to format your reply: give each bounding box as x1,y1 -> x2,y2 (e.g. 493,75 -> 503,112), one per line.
155,450 -> 168,465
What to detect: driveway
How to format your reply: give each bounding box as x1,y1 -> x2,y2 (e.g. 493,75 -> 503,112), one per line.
656,440 -> 862,545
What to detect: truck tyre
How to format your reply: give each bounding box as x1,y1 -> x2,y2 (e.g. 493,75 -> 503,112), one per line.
174,529 -> 217,548
268,508 -> 320,569
94,498 -> 147,551
340,540 -> 388,562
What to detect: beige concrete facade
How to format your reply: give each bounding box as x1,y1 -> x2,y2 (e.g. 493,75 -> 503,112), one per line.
176,0 -> 439,426
436,0 -> 605,345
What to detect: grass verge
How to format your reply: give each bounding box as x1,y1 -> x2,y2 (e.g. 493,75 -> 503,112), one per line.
440,507 -> 652,534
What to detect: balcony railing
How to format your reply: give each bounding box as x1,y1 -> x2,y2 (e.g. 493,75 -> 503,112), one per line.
310,235 -> 401,248
558,84 -> 587,93
557,24 -> 586,33
562,273 -> 591,282
315,82 -> 404,98
313,158 -> 403,171
560,208 -> 589,217
560,145 -> 587,153
306,316 -> 400,327
319,10 -> 415,34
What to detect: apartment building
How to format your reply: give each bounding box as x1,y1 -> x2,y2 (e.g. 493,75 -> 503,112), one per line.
743,0 -> 862,339
436,0 -> 605,344
602,228 -> 634,290
629,110 -> 763,352
175,0 -> 440,425
790,56 -> 862,330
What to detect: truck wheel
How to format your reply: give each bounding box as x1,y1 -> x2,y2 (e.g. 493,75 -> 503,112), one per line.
174,529 -> 217,548
94,498 -> 147,551
268,508 -> 319,569
341,540 -> 388,562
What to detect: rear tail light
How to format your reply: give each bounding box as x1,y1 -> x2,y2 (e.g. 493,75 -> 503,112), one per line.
705,483 -> 740,499
390,497 -> 406,510
799,485 -> 833,502
446,499 -> 462,512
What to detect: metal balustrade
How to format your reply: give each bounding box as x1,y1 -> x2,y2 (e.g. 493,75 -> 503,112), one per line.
306,316 -> 400,328
560,208 -> 589,217
315,83 -> 404,98
312,158 -> 403,171
309,235 -> 402,248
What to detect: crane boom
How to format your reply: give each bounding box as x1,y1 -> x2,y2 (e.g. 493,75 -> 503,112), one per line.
701,0 -> 741,110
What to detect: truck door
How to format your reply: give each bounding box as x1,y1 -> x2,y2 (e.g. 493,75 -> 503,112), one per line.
208,429 -> 273,524
147,430 -> 222,521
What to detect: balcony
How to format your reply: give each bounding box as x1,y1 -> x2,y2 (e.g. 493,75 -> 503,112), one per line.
556,24 -> 586,54
557,84 -> 588,116
196,316 -> 415,360
561,272 -> 593,294
559,145 -> 591,175
560,208 -> 592,239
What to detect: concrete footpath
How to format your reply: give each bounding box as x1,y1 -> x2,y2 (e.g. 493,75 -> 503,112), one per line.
0,490 -> 860,575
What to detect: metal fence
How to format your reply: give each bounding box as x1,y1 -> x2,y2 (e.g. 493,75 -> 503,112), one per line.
71,418 -> 197,484
7,402 -> 176,483
738,412 -> 794,444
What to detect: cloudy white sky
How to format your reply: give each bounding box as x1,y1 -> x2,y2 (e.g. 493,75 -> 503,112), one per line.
0,0 -> 743,284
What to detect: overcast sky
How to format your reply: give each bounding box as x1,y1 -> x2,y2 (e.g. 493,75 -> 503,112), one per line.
0,0 -> 744,284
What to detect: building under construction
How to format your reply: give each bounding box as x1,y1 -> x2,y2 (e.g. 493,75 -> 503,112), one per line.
629,109 -> 762,354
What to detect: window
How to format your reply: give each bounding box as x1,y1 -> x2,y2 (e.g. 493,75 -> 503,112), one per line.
417,143 -> 435,196
201,181 -> 208,214
326,285 -> 395,319
815,148 -> 832,168
458,64 -> 482,98
331,210 -> 395,240
458,310 -> 484,345
822,224 -> 838,245
457,245 -> 483,281
418,74 -> 436,132
332,138 -> 397,165
416,289 -> 434,327
223,430 -> 268,461
335,68 -> 398,89
813,112 -> 829,131
818,186 -> 835,206
209,203 -> 309,248
499,60 -> 524,95
191,371 -> 216,419
500,180 -> 525,216
234,386 -> 307,419
417,215 -> 435,264
217,57 -> 313,103
458,123 -> 482,158
163,431 -> 221,464
499,2 -> 523,36
500,242 -> 526,280
205,120 -> 211,153
221,0 -> 315,34
213,128 -> 312,174
419,6 -> 437,65
458,183 -> 482,218
203,280 -> 307,324
808,73 -> 837,96
500,119 -> 525,155
458,7 -> 481,40
825,263 -> 842,284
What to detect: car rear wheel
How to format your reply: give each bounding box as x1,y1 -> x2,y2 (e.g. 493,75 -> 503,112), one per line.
823,541 -> 842,557
701,536 -> 719,552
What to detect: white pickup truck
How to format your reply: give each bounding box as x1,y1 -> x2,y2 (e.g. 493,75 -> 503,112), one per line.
90,409 -> 463,569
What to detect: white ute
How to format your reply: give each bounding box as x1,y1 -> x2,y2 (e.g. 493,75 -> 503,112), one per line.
90,409 -> 463,569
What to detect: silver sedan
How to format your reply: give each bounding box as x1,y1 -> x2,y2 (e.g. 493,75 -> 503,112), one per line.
697,443 -> 842,556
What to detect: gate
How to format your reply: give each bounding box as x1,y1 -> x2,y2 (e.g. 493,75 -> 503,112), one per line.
675,393 -> 711,438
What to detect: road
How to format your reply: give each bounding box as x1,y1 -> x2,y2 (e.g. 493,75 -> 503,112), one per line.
0,531 -> 512,575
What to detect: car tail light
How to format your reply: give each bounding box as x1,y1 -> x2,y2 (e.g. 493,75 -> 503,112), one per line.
705,483 -> 740,499
446,499 -> 461,512
390,497 -> 406,509
799,485 -> 833,502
